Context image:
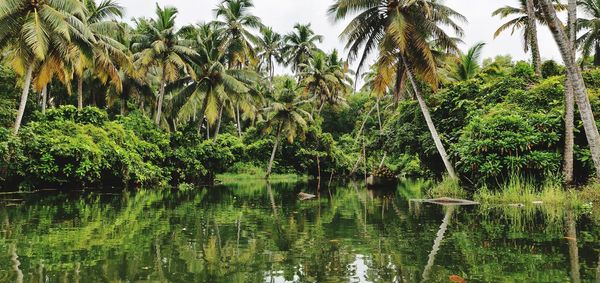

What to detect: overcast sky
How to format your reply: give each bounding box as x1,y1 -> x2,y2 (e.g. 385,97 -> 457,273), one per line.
118,0 -> 564,73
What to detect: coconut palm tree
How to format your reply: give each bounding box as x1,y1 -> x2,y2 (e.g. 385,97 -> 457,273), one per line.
492,0 -> 564,74
446,42 -> 486,82
172,24 -> 258,133
0,0 -> 90,134
256,27 -> 283,88
577,0 -> 600,66
282,24 -> 323,74
329,0 -> 465,179
539,0 -> 600,179
213,0 -> 263,68
72,0 -> 129,110
299,50 -> 352,115
132,4 -> 197,125
264,79 -> 312,178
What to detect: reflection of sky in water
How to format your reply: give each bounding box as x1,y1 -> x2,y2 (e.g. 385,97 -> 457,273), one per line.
264,255 -> 372,283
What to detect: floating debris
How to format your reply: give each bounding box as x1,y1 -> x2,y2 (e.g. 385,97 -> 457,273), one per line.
411,197 -> 479,206
298,192 -> 316,200
532,201 -> 544,205
508,203 -> 525,208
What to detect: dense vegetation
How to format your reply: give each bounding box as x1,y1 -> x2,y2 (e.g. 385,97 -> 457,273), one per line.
2,0 -> 600,194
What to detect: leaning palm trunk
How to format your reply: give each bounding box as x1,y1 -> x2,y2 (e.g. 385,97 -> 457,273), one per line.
236,104 -> 242,137
400,54 -> 458,179
525,0 -> 542,75
13,65 -> 34,135
564,0 -> 577,185
155,70 -> 166,125
540,0 -> 600,179
266,123 -> 282,178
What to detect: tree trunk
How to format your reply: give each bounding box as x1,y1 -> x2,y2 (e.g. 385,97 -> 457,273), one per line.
77,76 -> 83,110
595,43 -> 600,67
525,0 -> 542,76
266,124 -> 282,179
120,96 -> 126,116
564,0 -> 577,185
541,0 -> 600,179
236,104 -> 242,137
213,104 -> 224,140
400,54 -> 457,179
41,84 -> 47,114
155,70 -> 166,125
13,65 -> 34,135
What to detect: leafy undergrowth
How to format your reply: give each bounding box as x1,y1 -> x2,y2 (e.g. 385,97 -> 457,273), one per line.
426,176 -> 467,199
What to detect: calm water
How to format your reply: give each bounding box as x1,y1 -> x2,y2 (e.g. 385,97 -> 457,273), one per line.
0,180 -> 599,282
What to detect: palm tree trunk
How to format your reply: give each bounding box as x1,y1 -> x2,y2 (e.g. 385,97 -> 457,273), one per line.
77,76 -> 84,110
155,70 -> 166,125
13,65 -> 34,135
541,0 -> 600,179
120,97 -> 126,116
41,84 -> 47,114
236,104 -> 242,137
214,104 -> 224,140
400,54 -> 457,179
564,0 -> 577,185
595,43 -> 600,67
525,0 -> 542,76
266,123 -> 282,179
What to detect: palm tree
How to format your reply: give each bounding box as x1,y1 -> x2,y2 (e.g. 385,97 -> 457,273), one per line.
256,27 -> 283,88
299,50 -> 352,115
539,0 -> 600,179
329,0 -> 465,179
446,42 -> 486,82
213,0 -> 263,68
132,4 -> 197,125
264,79 -> 312,178
72,0 -> 129,110
172,24 -> 258,133
282,24 -> 323,74
577,0 -> 600,66
492,0 -> 563,74
0,0 -> 90,134
565,0 -> 577,185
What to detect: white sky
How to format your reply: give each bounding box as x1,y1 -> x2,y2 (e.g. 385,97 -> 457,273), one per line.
119,0 -> 565,73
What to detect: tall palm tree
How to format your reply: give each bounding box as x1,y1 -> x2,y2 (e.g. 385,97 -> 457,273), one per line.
72,0 -> 129,110
264,79 -> 312,178
446,42 -> 486,82
539,0 -> 600,179
329,0 -> 465,179
492,0 -> 563,74
172,24 -> 258,132
282,24 -> 323,74
213,0 -> 263,68
0,0 -> 90,134
132,4 -> 197,125
256,27 -> 283,88
577,0 -> 600,66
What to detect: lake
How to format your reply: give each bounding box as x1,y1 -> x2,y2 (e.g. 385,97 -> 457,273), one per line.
0,180 -> 598,282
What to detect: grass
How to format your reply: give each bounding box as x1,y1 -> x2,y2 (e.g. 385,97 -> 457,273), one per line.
474,175 -> 580,207
426,176 -> 467,199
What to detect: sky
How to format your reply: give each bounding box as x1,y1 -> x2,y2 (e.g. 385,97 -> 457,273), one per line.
118,0 -> 564,73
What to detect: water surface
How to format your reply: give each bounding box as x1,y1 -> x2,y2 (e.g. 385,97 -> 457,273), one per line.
0,180 -> 599,282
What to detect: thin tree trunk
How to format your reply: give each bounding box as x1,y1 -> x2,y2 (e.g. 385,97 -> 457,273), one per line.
13,65 -> 34,135
236,104 -> 242,137
120,96 -> 126,116
525,0 -> 542,75
155,70 -> 166,125
41,84 -> 47,114
77,76 -> 83,110
595,43 -> 600,67
564,0 -> 577,185
266,124 -> 282,178
213,104 -> 224,140
400,54 -> 457,179
541,0 -> 600,179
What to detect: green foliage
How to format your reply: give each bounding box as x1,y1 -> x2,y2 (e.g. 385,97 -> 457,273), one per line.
541,60 -> 564,78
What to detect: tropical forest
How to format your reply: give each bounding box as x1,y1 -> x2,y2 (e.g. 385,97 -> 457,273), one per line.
2,0 -> 600,282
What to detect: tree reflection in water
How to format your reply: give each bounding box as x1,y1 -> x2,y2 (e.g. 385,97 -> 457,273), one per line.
0,181 -> 598,282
